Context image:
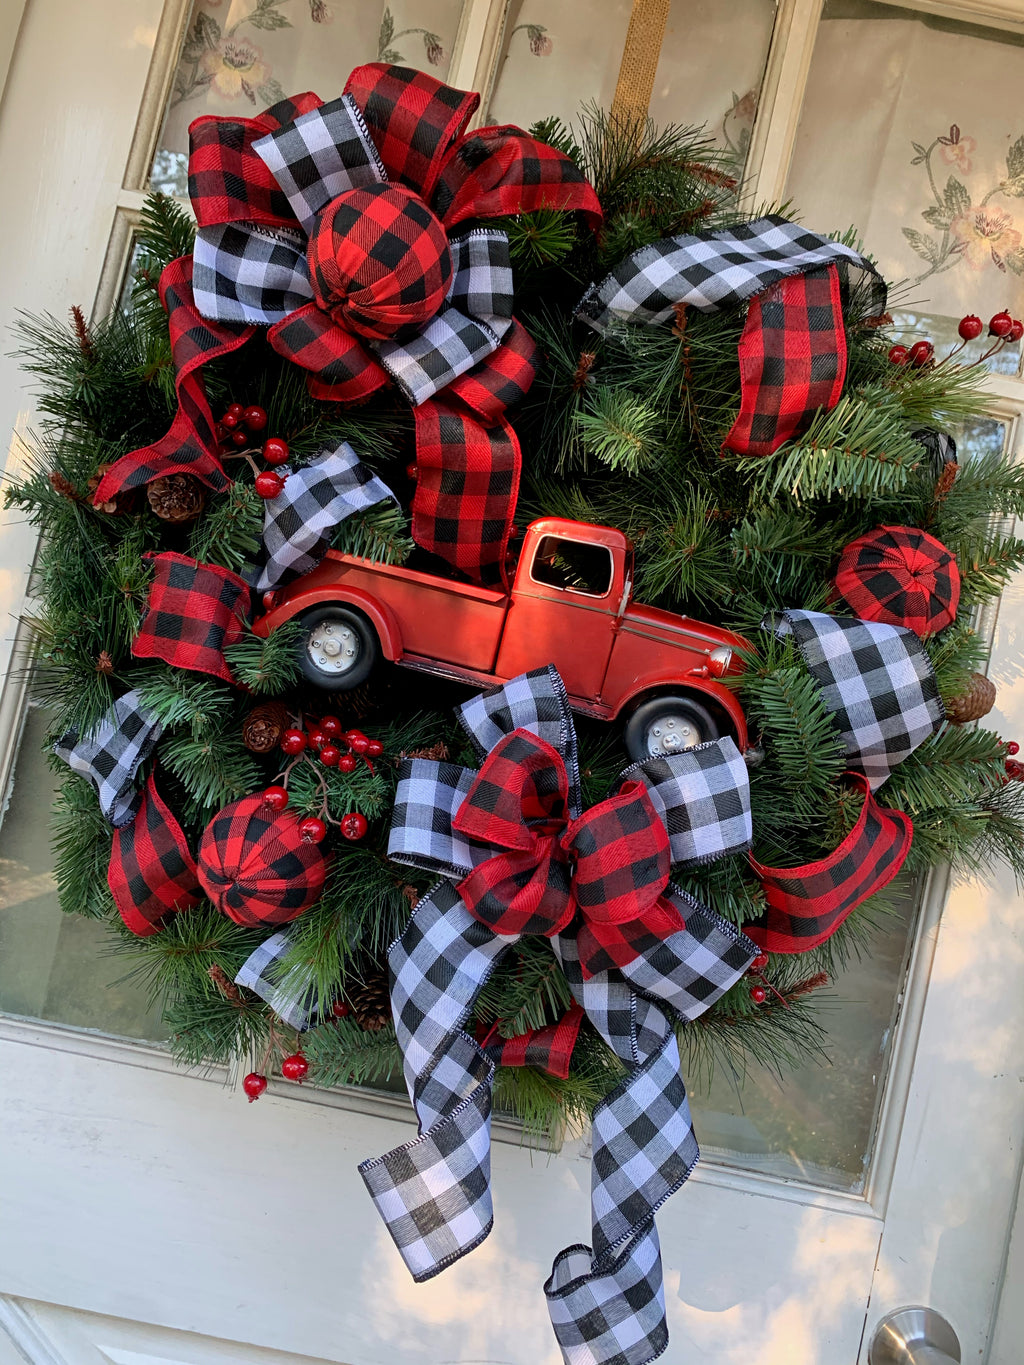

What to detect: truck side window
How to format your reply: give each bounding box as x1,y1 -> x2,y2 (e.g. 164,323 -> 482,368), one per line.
531,536 -> 613,597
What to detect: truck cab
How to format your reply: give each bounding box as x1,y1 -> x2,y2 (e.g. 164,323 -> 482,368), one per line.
254,517 -> 749,761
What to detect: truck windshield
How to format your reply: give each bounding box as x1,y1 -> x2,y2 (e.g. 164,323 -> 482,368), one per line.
531,536 -> 613,597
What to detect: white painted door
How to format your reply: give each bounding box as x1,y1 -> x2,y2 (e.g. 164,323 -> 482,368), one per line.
2,3 -> 1024,1363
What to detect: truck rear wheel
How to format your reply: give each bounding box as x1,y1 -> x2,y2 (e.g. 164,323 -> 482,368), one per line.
294,606 -> 378,691
622,694 -> 720,762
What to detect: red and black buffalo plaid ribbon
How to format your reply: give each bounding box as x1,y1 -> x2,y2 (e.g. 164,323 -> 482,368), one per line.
92,257 -> 253,507
107,773 -> 202,937
132,552 -> 251,685
453,728 -> 686,978
198,793 -> 329,927
477,1001 -> 586,1080
412,319 -> 537,583
834,524 -> 960,637
747,773 -> 912,953
723,264 -> 847,458
185,62 -> 601,582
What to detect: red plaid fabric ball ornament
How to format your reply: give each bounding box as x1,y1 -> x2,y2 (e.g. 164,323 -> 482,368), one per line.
834,524 -> 960,637
308,184 -> 452,341
197,793 -> 329,927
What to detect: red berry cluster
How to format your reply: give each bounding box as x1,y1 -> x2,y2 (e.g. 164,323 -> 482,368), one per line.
216,401 -> 268,450
213,401 -> 291,500
259,716 -> 385,845
747,951 -> 770,1006
1004,739 -> 1023,781
242,1051 -> 309,1102
888,312 -> 1023,371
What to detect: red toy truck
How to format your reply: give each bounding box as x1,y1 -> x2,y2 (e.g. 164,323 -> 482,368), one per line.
255,518 -> 749,761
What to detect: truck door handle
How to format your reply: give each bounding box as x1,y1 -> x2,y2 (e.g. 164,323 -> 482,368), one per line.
868,1307 -> 960,1364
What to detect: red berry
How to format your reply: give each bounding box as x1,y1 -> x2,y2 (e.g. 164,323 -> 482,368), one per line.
366,738 -> 384,758
280,728 -> 307,755
243,1072 -> 267,1102
262,437 -> 290,467
990,310 -> 1014,337
958,314 -> 984,341
751,953 -> 769,972
299,816 -> 327,844
221,410 -> 241,430
406,463 -> 418,481
255,471 -> 285,499
225,402 -> 245,420
231,429 -> 249,448
281,1052 -> 309,1083
341,812 -> 368,841
909,340 -> 934,366
349,735 -> 370,756
1010,320 -> 1024,343
338,752 -> 358,774
307,728 -> 326,750
1006,760 -> 1024,780
320,715 -> 342,738
1007,741 -> 1020,756
320,743 -> 341,767
343,729 -> 366,746
749,985 -> 767,1005
243,404 -> 268,432
332,1000 -> 351,1018
263,785 -> 289,812
888,344 -> 910,365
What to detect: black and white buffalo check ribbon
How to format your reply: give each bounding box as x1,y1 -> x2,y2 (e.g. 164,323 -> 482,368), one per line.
360,667 -> 757,1365
765,609 -> 945,790
576,215 -> 885,331
256,442 -> 397,592
192,92 -> 513,408
234,930 -> 320,1031
53,689 -> 163,827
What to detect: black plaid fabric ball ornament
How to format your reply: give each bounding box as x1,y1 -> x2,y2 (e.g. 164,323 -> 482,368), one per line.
834,524 -> 960,637
197,793 -> 329,927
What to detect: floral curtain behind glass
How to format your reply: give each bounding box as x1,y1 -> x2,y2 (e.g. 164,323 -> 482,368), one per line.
789,2 -> 1024,345
152,0 -> 466,195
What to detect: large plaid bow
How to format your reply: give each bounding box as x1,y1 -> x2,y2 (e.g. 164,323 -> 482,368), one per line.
186,63 -> 601,582
452,728 -> 687,978
362,666 -> 757,1365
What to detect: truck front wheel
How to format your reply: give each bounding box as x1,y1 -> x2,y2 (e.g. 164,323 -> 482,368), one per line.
622,694 -> 720,763
294,606 -> 378,691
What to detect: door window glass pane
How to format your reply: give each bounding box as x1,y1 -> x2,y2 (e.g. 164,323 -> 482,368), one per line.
531,537 -> 613,596
152,0 -> 468,196
787,1 -> 1024,374
486,0 -> 777,178
0,706 -> 164,1041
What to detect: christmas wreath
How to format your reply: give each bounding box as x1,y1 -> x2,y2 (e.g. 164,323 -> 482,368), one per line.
12,62 -> 1024,1365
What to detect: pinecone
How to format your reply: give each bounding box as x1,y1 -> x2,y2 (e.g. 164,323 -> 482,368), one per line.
242,700 -> 289,753
147,473 -> 207,523
945,671 -> 996,724
347,969 -> 392,1032
95,650 -> 114,675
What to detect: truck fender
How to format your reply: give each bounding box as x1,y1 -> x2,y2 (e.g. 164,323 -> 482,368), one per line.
618,678 -> 748,751
258,587 -> 403,663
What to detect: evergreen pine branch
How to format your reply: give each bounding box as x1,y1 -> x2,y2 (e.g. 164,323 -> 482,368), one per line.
474,938 -> 574,1037
575,386 -> 666,474
51,776 -> 116,919
301,1016 -> 403,1089
160,721 -> 262,816
188,482 -> 263,573
743,667 -> 847,820
132,666 -> 235,737
223,620 -> 303,695
330,502 -> 414,565
949,531 -> 1024,606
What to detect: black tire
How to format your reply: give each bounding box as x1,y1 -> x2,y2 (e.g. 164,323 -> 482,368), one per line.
294,605 -> 379,691
622,693 -> 720,762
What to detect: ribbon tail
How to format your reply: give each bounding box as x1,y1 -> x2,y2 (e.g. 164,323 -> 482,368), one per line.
412,398 -> 520,587
358,881 -> 517,1280
93,257 -> 253,504
723,264 -> 847,458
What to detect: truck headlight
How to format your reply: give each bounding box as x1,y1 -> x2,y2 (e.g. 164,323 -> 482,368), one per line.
707,647 -> 732,677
